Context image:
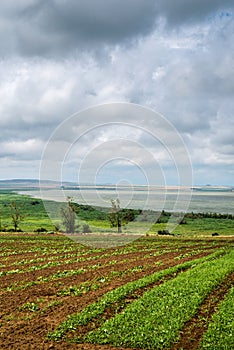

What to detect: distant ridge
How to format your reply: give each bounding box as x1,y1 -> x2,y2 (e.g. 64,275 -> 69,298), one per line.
0,179 -> 93,189
0,179 -> 60,189
1,179 -> 233,190
0,179 -> 39,183
192,185 -> 233,192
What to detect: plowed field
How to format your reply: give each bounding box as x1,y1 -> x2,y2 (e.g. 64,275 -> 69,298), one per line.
0,234 -> 233,350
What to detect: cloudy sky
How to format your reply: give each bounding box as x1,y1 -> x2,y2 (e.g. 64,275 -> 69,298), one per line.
0,0 -> 233,186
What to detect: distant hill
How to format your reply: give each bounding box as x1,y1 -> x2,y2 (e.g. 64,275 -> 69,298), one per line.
0,179 -> 115,189
192,185 -> 233,192
0,179 -> 62,189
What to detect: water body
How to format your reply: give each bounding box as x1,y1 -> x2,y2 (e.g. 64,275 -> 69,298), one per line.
21,186 -> 234,215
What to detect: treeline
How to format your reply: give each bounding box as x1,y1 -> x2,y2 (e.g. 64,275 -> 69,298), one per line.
185,211 -> 234,219
154,210 -> 234,223
71,202 -> 142,222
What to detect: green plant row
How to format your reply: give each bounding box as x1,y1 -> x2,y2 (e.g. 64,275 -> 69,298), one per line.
47,249 -> 227,341
0,251 -> 90,268
85,250 -> 234,349
0,234 -> 94,256
0,244 -> 88,257
0,234 -> 223,259
199,286 -> 234,350
4,255 -> 142,291
57,265 -> 147,297
5,266 -> 151,322
0,234 -> 166,260
0,242 -> 170,269
1,242 -> 182,276
0,250 -> 110,276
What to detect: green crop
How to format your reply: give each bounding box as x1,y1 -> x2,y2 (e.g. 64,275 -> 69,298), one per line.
47,249 -> 226,341
85,250 -> 234,349
200,287 -> 234,350
19,302 -> 40,312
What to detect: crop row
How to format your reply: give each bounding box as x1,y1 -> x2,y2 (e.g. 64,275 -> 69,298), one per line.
1,248 -> 157,278
56,264 -> 148,297
1,241 -> 203,275
82,250 -> 234,349
0,234 -> 222,259
3,254 -> 153,292
47,249 -> 227,342
0,237 -> 221,272
8,264 -> 150,319
0,245 -> 89,258
2,245 -> 217,293
0,253 -> 115,276
0,249 -> 154,269
0,244 -> 176,271
199,286 -> 234,349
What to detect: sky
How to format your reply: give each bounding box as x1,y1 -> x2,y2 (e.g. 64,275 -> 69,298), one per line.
0,0 -> 234,186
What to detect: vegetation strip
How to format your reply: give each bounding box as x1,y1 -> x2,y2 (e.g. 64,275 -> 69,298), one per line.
56,265 -> 148,297
47,249 -> 226,341
170,272 -> 234,350
5,265 -> 151,320
199,285 -> 234,350
83,250 -> 234,349
3,254 -> 153,292
0,247 -> 172,275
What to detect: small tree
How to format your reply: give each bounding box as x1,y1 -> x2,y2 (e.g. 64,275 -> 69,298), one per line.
109,198 -> 122,233
60,197 -> 76,233
10,201 -> 25,231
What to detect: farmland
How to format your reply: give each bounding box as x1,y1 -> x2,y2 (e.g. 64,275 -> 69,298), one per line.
0,233 -> 233,349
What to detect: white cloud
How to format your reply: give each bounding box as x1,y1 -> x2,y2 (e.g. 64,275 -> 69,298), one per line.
0,139 -> 44,160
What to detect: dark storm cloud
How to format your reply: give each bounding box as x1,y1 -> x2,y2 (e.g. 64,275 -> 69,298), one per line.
0,0 -> 158,57
156,0 -> 234,27
2,0 -> 233,58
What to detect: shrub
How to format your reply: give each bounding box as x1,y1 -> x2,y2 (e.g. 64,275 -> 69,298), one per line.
34,227 -> 47,233
83,224 -> 92,233
212,232 -> 219,236
158,229 -> 170,235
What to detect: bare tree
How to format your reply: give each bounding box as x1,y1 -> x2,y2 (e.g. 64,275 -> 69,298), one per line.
10,201 -> 25,231
109,198 -> 122,233
60,196 -> 76,233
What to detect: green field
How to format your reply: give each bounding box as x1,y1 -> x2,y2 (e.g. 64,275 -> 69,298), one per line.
0,191 -> 233,237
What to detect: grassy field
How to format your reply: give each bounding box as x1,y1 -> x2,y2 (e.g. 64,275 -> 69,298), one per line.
0,191 -> 55,232
0,233 -> 233,349
0,190 -> 234,237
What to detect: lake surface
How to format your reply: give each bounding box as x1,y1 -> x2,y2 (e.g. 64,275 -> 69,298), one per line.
21,186 -> 234,215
